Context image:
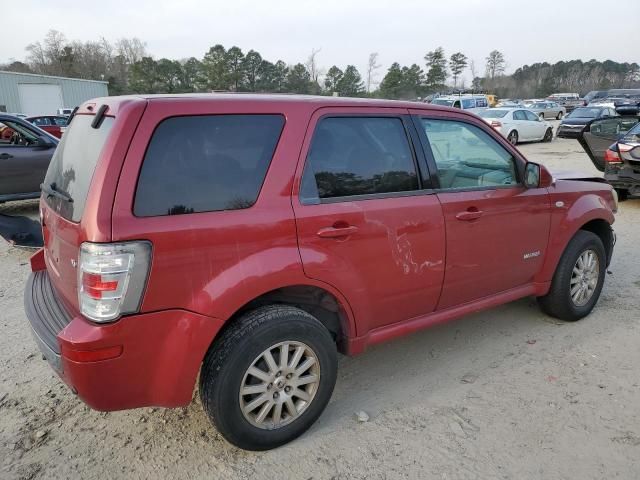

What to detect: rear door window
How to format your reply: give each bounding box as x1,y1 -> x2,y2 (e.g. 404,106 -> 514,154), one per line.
524,111 -> 539,122
134,114 -> 284,216
299,116 -> 420,203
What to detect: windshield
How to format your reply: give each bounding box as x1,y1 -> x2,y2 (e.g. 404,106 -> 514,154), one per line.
43,114 -> 114,222
569,108 -> 602,118
431,99 -> 454,106
478,109 -> 508,118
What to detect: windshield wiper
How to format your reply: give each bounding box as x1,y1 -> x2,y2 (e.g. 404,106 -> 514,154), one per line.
41,182 -> 73,203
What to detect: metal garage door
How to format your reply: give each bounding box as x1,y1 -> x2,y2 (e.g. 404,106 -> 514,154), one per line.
18,84 -> 63,116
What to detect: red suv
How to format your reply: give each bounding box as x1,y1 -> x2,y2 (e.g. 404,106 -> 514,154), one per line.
24,95 -> 617,450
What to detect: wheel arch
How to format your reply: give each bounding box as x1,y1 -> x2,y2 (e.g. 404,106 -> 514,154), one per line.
210,283 -> 355,355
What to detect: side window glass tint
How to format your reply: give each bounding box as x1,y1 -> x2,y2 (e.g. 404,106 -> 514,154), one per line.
525,111 -> 539,121
300,117 -> 419,202
134,115 -> 284,216
0,121 -> 38,146
421,119 -> 518,190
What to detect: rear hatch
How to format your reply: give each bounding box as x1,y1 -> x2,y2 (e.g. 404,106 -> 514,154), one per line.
40,99 -> 146,313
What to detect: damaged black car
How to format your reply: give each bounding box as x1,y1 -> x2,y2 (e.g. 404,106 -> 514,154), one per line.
577,105 -> 640,199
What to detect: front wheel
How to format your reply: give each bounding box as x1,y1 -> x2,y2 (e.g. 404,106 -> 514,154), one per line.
538,230 -> 607,321
199,305 -> 337,450
507,130 -> 519,145
556,111 -> 563,120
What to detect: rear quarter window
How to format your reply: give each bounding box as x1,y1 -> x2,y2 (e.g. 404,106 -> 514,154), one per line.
134,114 -> 284,217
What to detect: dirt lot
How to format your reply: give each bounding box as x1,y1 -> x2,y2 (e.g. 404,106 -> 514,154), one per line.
2,124 -> 639,479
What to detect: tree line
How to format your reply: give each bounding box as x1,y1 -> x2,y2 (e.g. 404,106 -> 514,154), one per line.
2,30 -> 639,100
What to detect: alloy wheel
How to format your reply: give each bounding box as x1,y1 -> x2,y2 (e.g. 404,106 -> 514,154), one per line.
239,341 -> 321,430
570,249 -> 600,307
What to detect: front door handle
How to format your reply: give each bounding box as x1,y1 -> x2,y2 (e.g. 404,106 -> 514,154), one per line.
456,209 -> 483,221
317,225 -> 358,238
0,153 -> 13,160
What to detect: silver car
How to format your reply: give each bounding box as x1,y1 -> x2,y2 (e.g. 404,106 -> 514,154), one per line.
526,101 -> 567,120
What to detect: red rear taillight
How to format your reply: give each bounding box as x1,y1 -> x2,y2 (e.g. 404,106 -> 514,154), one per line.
78,242 -> 152,323
604,148 -> 622,164
490,120 -> 502,129
82,272 -> 119,299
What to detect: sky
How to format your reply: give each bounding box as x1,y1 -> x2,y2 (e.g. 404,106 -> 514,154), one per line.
3,0 -> 639,85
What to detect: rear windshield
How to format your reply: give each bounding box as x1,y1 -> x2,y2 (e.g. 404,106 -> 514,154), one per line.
134,114 -> 285,217
43,114 -> 114,222
478,109 -> 508,118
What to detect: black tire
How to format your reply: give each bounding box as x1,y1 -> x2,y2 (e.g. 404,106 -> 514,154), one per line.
537,230 -> 606,321
507,130 -> 518,145
543,128 -> 553,142
615,188 -> 629,202
199,305 -> 337,450
556,111 -> 563,120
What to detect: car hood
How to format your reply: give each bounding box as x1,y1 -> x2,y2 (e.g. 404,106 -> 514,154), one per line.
548,169 -> 607,183
560,117 -> 594,126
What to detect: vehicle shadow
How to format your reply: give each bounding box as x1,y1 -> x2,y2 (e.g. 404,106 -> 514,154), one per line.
316,297 -> 569,429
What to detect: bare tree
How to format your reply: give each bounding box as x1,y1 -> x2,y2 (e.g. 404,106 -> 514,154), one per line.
470,59 -> 477,80
115,38 -> 147,65
305,48 -> 322,93
366,52 -> 381,93
26,30 -> 69,76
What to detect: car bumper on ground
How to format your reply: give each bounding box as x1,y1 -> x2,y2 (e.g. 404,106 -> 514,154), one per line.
24,267 -> 222,411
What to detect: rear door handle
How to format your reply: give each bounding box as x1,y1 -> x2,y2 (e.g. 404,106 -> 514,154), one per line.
456,209 -> 483,221
0,153 -> 13,160
317,225 -> 358,238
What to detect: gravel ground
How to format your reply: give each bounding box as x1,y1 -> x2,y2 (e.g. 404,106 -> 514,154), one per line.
1,127 -> 639,479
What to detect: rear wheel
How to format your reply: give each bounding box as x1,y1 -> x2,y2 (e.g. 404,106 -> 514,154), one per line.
199,305 -> 337,450
556,111 -> 563,120
539,113 -> 545,120
543,128 -> 553,142
507,130 -> 519,145
538,231 -> 606,321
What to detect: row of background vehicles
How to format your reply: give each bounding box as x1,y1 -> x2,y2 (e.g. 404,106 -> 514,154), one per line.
426,89 -> 640,199
1,89 -> 639,205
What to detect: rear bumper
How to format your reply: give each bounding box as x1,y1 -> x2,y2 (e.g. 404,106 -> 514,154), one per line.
24,268 -> 223,411
604,166 -> 640,194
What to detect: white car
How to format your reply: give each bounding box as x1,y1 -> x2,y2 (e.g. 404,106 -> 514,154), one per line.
477,108 -> 554,145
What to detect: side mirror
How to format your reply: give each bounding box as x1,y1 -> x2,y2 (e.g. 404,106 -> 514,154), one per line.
35,136 -> 56,149
524,162 -> 554,188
